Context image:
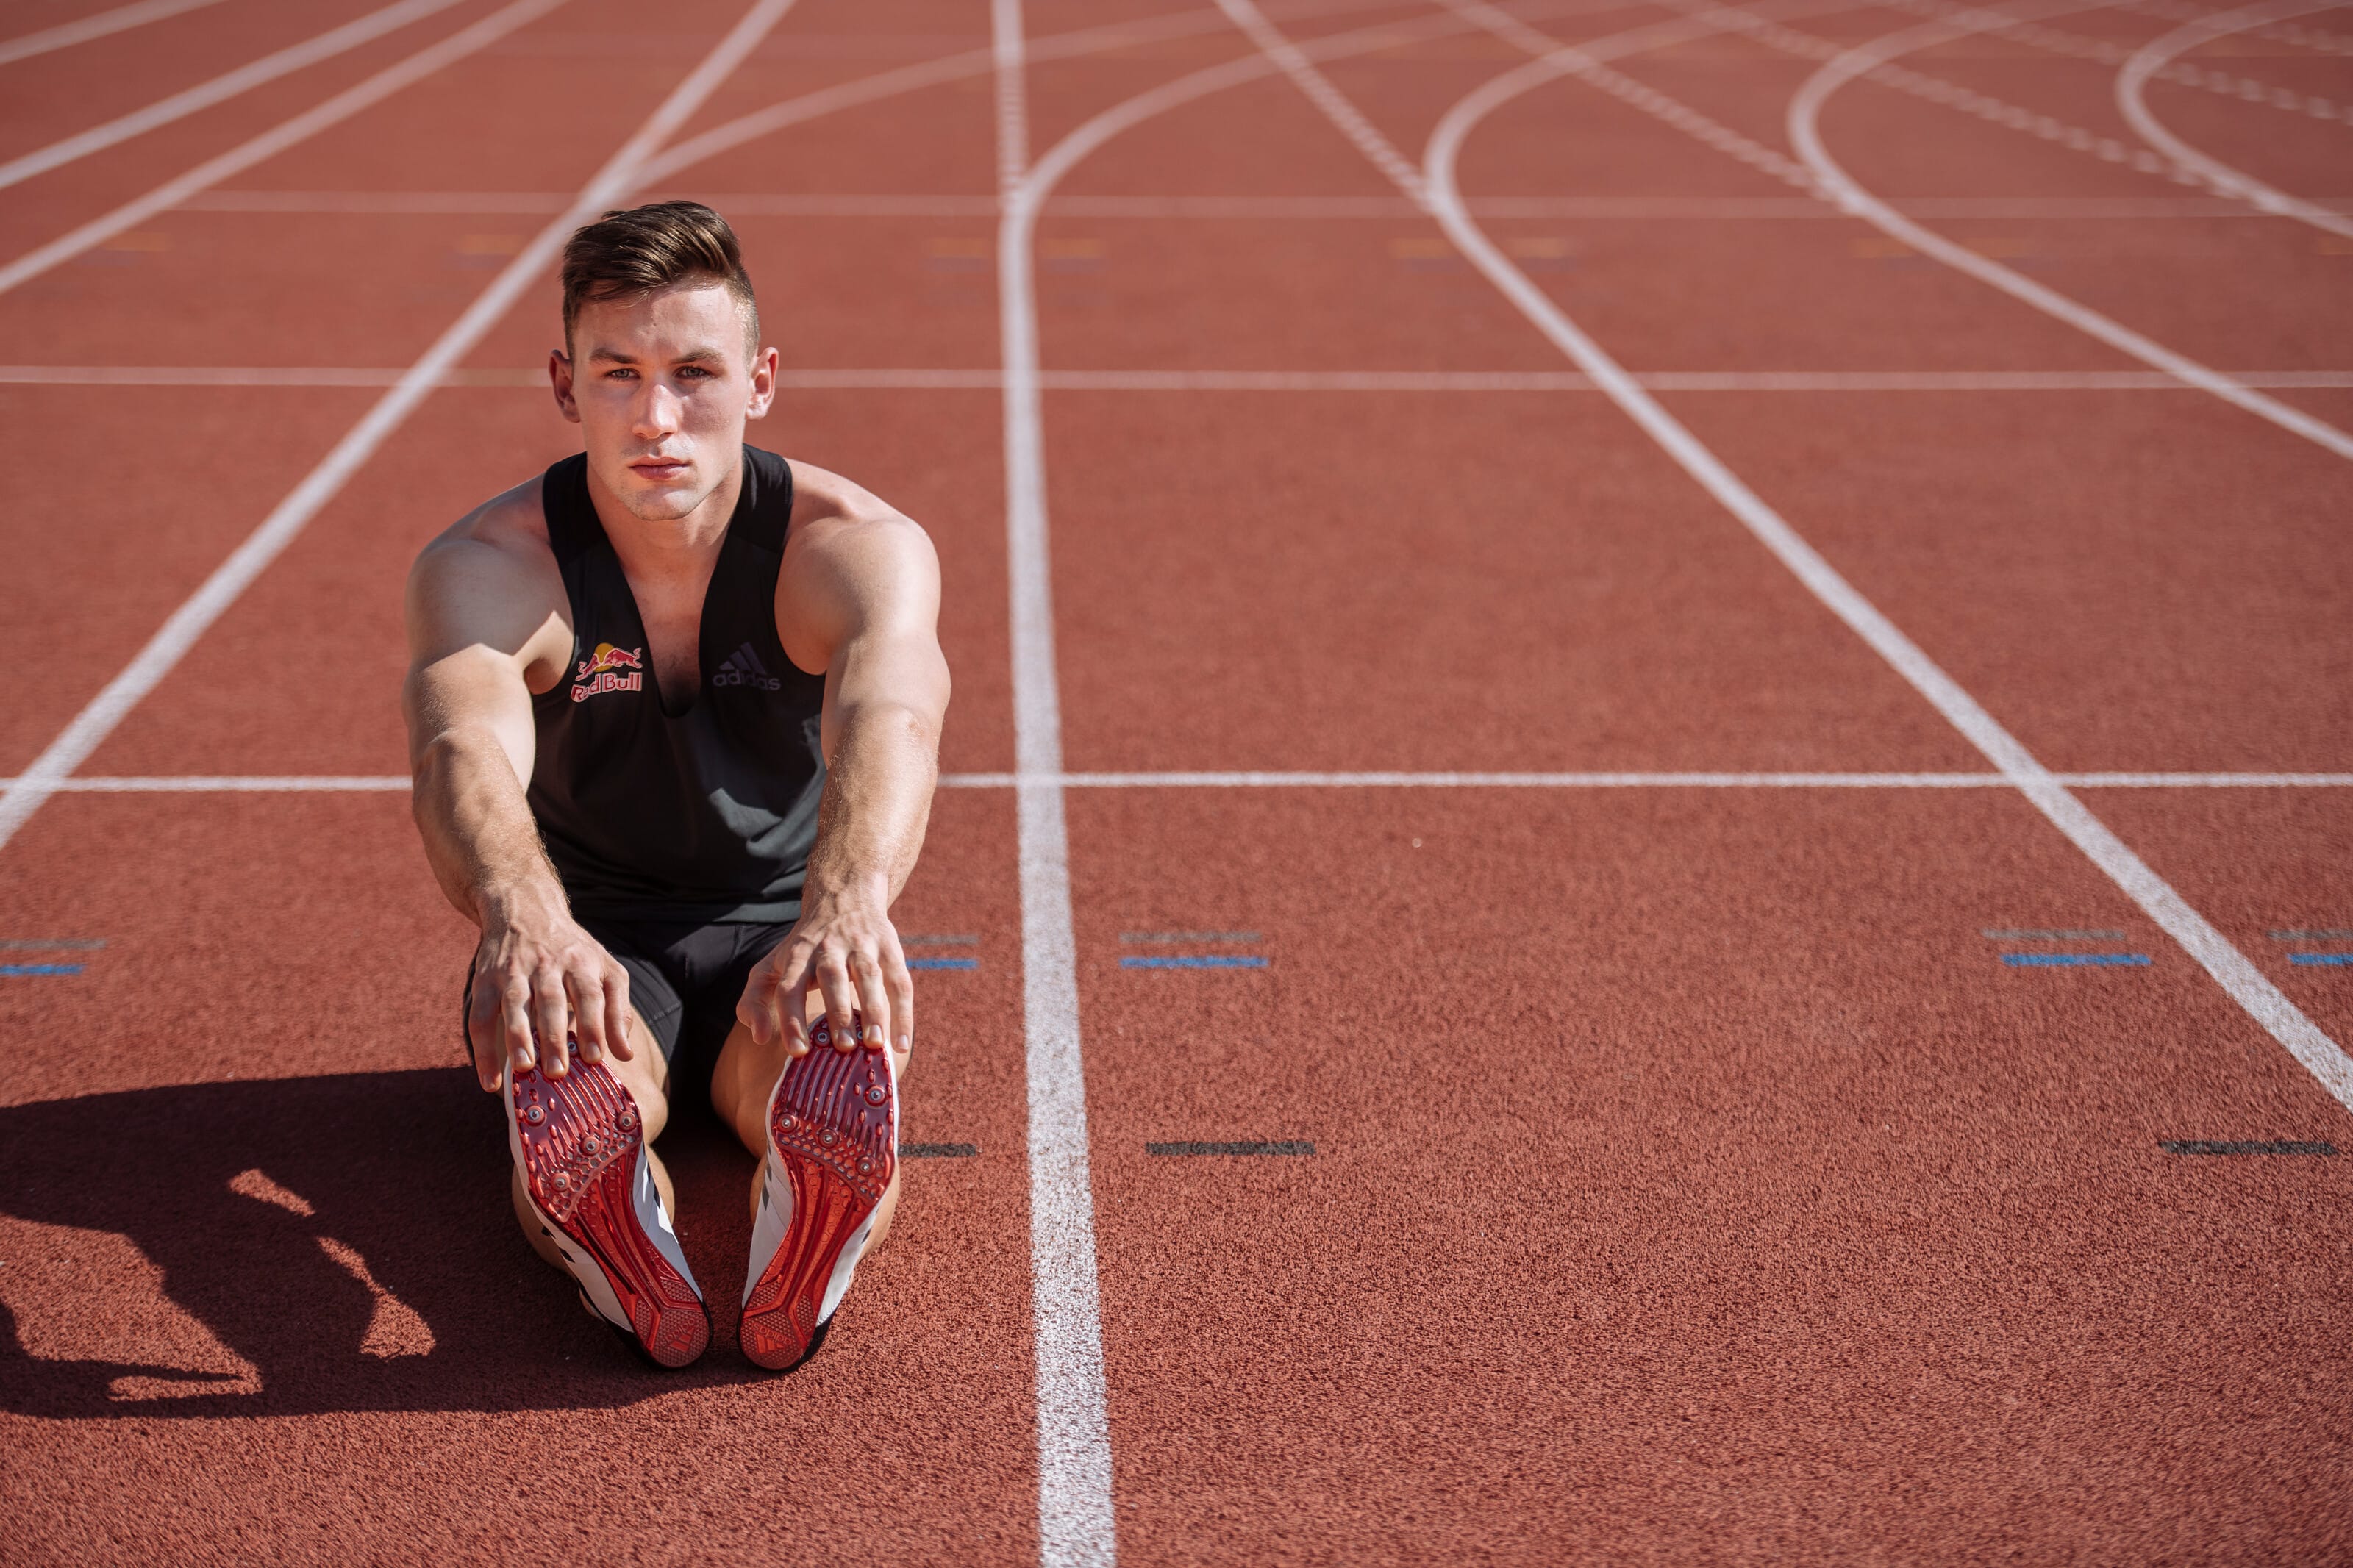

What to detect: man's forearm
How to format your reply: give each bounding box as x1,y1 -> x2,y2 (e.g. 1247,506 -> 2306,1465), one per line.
803,704 -> 940,907
412,728 -> 567,928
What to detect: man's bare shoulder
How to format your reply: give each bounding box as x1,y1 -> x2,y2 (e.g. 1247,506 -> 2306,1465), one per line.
783,462 -> 937,570
418,476 -> 551,566
776,462 -> 941,670
406,476 -> 571,670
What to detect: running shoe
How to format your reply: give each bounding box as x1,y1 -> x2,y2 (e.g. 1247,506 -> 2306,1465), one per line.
740,1015 -> 898,1370
507,1059 -> 710,1368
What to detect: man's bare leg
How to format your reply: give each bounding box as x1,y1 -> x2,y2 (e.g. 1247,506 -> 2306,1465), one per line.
509,1007 -> 676,1270
710,992 -> 910,1252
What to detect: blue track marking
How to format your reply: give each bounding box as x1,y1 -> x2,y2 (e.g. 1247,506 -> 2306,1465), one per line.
1120,956 -> 1269,970
0,964 -> 82,975
907,957 -> 979,970
2001,953 -> 2150,967
2161,1139 -> 2338,1156
2289,954 -> 2353,966
900,1142 -> 979,1159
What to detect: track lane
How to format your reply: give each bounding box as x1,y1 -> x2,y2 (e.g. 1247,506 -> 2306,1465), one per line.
1068,784 -> 2353,1561
1040,387 -> 1985,773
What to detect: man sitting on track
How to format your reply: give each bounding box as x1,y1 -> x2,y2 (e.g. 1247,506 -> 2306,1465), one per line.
401,201 -> 948,1370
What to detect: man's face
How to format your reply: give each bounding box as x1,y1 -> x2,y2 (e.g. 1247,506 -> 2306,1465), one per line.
552,282 -> 776,524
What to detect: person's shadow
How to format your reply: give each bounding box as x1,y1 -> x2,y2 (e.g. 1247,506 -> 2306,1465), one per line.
0,1068 -> 768,1417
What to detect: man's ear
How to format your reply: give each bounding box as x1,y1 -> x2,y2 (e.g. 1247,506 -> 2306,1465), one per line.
745,345 -> 779,422
549,348 -> 581,424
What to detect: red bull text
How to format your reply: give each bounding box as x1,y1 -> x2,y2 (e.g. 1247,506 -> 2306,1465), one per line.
573,642 -> 644,702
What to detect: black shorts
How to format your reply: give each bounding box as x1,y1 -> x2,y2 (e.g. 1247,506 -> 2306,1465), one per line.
461,916 -> 793,1097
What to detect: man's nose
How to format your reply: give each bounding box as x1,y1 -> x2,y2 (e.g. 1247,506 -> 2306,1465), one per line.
633,382 -> 684,437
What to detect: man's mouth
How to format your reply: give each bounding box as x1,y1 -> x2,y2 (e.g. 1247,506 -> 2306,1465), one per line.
629,456 -> 690,479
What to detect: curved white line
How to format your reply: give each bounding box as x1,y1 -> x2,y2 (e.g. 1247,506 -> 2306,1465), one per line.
0,0 -> 231,69
2118,0 -> 2353,239
1190,2 -> 2353,1104
0,0 -> 472,195
1784,8 -> 2353,465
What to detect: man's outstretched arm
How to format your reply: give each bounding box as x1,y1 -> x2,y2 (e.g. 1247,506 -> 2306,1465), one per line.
402,498 -> 629,1089
738,472 -> 950,1058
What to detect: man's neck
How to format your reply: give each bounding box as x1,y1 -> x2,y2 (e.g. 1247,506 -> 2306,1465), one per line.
587,448 -> 744,587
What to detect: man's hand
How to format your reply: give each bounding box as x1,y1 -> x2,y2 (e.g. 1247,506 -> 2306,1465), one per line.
737,882 -> 913,1056
465,884 -> 634,1092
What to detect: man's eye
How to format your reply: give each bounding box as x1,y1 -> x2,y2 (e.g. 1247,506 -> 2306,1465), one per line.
604,368 -> 637,380
677,366 -> 712,379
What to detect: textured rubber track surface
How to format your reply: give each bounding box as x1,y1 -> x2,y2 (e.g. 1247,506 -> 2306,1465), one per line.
509,1063 -> 708,1370
741,1019 -> 896,1371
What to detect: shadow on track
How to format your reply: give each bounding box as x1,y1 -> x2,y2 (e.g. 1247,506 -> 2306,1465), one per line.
0,1067 -> 766,1417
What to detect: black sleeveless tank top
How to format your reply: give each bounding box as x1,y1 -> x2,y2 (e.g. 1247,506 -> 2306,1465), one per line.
526,445 -> 827,923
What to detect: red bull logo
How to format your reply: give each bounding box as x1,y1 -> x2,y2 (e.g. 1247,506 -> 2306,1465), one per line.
572,642 -> 644,702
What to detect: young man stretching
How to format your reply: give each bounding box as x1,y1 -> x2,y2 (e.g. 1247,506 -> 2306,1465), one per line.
401,202 -> 948,1369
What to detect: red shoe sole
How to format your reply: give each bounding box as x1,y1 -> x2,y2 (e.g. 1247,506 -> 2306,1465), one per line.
511,1063 -> 709,1369
741,1025 -> 896,1370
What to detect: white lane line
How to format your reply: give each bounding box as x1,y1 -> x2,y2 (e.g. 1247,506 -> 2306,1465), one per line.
1782,7 -> 2353,467
0,0 -> 231,68
14,771 -> 2353,791
0,0 -> 472,195
14,365 -> 2353,390
0,0 -> 570,301
0,0 -> 799,857
2118,0 -> 2353,241
164,189 -> 2353,219
994,1 -> 1114,1563
1215,0 -> 2353,1110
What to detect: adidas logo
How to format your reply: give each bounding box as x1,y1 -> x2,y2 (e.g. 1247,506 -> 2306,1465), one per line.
712,642 -> 782,691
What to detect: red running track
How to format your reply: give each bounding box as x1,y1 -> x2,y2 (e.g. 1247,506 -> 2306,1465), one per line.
1,0 -> 2349,1561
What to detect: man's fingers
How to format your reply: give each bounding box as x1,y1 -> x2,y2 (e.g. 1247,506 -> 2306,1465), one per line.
883,942 -> 915,1053
531,966 -> 571,1078
782,977 -> 813,1056
568,969 -> 607,1065
501,975 -> 537,1080
810,949 -> 858,1050
466,975 -> 504,1092
736,959 -> 783,1046
604,966 -> 635,1062
849,948 -> 892,1052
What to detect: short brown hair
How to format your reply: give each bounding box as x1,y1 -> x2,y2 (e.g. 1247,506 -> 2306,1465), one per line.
560,201 -> 760,361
